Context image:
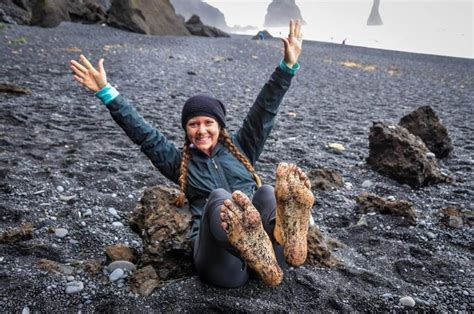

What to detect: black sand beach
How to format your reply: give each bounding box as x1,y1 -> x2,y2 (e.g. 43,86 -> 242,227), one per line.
1,22 -> 473,311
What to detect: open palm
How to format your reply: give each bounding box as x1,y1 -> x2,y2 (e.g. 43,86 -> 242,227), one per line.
281,19 -> 303,67
70,55 -> 107,93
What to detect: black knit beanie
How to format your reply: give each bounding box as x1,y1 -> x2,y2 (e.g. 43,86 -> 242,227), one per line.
181,94 -> 226,129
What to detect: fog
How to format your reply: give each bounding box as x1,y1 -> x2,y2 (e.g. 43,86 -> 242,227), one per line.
205,0 -> 473,58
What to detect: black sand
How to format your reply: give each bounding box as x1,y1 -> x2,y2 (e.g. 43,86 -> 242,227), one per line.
1,22 -> 473,311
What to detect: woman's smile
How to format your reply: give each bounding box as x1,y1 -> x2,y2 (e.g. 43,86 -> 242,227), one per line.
186,116 -> 220,156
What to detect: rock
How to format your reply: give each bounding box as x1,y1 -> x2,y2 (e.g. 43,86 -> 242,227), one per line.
31,0 -> 107,28
128,265 -> 161,297
426,231 -> 436,239
109,268 -> 124,282
367,122 -> 451,188
82,259 -> 103,276
264,0 -> 306,27
0,223 -> 33,244
21,306 -> 30,314
83,209 -> 92,217
54,228 -> 68,238
112,222 -> 124,228
65,281 -> 84,294
105,244 -> 139,263
307,167 -> 344,191
0,1 -> 31,25
427,152 -> 436,159
356,215 -> 368,227
128,185 -> 193,280
37,259 -> 75,275
170,0 -> 228,30
361,180 -> 373,188
399,106 -> 453,159
252,30 -> 274,40
59,194 -> 76,204
399,296 -> 416,307
0,83 -> 31,94
185,15 -> 230,37
367,0 -> 383,25
107,0 -> 190,36
107,260 -> 136,273
448,216 -> 463,228
108,207 -> 119,218
56,185 -> 64,192
327,143 -> 345,153
344,182 -> 353,190
356,192 -> 417,224
305,226 -> 345,268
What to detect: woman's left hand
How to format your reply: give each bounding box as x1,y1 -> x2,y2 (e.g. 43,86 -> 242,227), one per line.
281,19 -> 303,67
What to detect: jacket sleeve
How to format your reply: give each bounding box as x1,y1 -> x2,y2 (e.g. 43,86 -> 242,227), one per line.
106,95 -> 181,184
236,66 -> 294,165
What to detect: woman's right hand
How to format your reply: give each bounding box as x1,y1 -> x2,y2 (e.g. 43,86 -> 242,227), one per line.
70,54 -> 107,93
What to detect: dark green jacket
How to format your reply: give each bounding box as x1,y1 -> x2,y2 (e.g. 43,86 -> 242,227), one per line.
107,67 -> 294,239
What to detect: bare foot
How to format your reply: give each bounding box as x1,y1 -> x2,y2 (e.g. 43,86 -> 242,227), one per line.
274,162 -> 315,266
220,191 -> 283,286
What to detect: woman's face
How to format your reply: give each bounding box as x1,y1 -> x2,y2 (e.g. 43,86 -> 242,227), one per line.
186,116 -> 220,156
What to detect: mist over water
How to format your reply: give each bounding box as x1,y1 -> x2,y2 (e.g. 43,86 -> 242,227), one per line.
205,0 -> 473,59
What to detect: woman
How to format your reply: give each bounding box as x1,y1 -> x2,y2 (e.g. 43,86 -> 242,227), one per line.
70,20 -> 314,288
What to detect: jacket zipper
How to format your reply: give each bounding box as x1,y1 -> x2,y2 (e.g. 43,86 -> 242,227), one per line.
210,157 -> 231,191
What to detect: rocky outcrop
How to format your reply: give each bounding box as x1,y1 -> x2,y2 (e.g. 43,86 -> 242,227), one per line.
30,0 -> 107,28
264,0 -> 305,27
252,30 -> 274,40
399,106 -> 453,159
185,14 -> 229,37
107,0 -> 190,36
307,167 -> 344,191
0,0 -> 35,24
367,0 -> 383,26
367,122 -> 451,188
171,0 -> 228,30
128,185 -> 194,281
356,192 -> 417,224
306,227 -> 345,268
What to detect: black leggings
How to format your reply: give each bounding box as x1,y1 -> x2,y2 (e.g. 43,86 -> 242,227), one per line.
193,185 -> 285,288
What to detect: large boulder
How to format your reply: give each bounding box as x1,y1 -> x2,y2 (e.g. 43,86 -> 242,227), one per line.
366,122 -> 451,188
399,106 -> 453,159
30,0 -> 107,28
264,0 -> 305,27
185,14 -> 230,37
0,0 -> 35,25
170,0 -> 228,30
107,0 -> 190,36
128,185 -> 194,281
367,0 -> 383,26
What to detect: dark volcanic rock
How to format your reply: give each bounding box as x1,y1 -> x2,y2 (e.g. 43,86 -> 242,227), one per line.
171,0 -> 228,30
105,243 -> 139,263
107,0 -> 190,36
306,227 -> 345,267
356,192 -> 417,224
264,0 -> 305,27
399,106 -> 453,159
31,0 -> 107,28
128,185 -> 194,280
366,122 -> 451,188
0,223 -> 33,244
185,14 -> 230,37
0,0 -> 35,24
367,0 -> 383,26
128,265 -> 161,296
252,30 -> 274,40
307,167 -> 343,191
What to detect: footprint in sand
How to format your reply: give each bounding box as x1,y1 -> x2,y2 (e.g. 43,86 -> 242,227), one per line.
220,191 -> 283,286
274,162 -> 315,266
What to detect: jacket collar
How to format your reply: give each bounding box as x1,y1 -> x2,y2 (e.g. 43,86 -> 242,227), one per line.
189,141 -> 225,158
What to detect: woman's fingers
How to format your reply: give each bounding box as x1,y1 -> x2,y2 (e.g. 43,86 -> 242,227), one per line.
70,60 -> 88,74
80,54 -> 95,71
73,75 -> 83,83
70,63 -> 85,77
289,19 -> 294,38
97,58 -> 105,74
295,19 -> 301,38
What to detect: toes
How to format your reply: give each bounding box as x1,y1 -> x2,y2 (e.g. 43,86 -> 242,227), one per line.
276,162 -> 289,178
232,191 -> 253,212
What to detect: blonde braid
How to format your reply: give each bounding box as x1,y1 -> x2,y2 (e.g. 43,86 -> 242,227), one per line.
220,129 -> 262,187
174,139 -> 191,207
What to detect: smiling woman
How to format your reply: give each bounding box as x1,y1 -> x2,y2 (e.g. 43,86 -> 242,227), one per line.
69,20 -> 315,288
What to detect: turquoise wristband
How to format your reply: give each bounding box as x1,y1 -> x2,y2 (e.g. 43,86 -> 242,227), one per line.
279,59 -> 300,75
95,83 -> 119,105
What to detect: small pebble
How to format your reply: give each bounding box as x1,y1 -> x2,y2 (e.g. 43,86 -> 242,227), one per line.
56,186 -> 64,193
67,276 -> 75,281
387,196 -> 395,201
426,232 -> 436,239
362,180 -> 373,188
83,209 -> 92,217
382,293 -> 393,299
426,152 -> 435,159
65,281 -> 84,294
108,208 -> 119,217
112,222 -> 124,228
22,306 -> 30,314
55,228 -> 68,238
344,182 -> 353,190
107,260 -> 136,273
109,268 -> 124,282
80,221 -> 86,227
357,216 -> 368,227
399,296 -> 416,307
69,239 -> 79,244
